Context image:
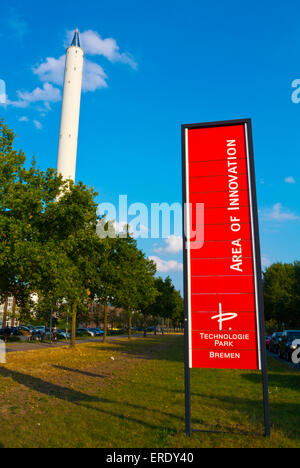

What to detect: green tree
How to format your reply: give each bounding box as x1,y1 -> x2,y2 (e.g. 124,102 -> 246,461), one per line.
0,119 -> 101,345
0,119 -> 63,308
263,262 -> 296,328
144,277 -> 181,332
45,182 -> 100,346
111,232 -> 158,339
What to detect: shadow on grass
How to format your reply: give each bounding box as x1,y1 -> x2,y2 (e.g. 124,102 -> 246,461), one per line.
192,391 -> 300,440
52,365 -> 106,379
0,367 -> 99,403
0,367 -> 178,433
242,371 -> 300,392
85,335 -> 184,363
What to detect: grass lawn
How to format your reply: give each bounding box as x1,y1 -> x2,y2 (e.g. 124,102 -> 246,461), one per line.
0,335 -> 299,448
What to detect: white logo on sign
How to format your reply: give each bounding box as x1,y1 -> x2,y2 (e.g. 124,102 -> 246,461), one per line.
211,303 -> 238,331
291,339 -> 300,364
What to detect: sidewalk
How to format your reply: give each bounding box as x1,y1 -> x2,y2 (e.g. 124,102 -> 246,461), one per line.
5,334 -> 139,353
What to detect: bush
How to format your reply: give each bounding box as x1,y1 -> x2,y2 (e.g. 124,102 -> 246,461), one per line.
108,329 -> 126,336
9,336 -> 21,343
0,335 -> 21,343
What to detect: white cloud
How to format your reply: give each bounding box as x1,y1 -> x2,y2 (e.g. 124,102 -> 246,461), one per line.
7,83 -> 61,108
149,256 -> 183,273
18,116 -> 28,122
6,28 -> 136,115
33,55 -> 108,92
0,79 -> 6,104
33,56 -> 65,86
83,59 -> 108,91
69,29 -> 138,70
33,120 -> 42,130
261,254 -> 271,269
285,176 -> 296,184
7,8 -> 28,42
260,203 -> 300,221
153,235 -> 183,254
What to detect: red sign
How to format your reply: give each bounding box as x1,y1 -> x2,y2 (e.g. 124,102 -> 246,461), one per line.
182,120 -> 263,370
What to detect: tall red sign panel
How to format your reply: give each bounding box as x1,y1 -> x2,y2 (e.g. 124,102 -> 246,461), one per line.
182,120 -> 263,370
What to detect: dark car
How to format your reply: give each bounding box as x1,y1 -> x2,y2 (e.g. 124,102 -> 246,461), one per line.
76,328 -> 92,337
10,327 -> 22,336
16,326 -> 31,336
278,330 -> 300,361
269,332 -> 283,354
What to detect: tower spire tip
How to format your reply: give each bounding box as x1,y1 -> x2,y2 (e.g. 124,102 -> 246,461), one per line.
71,29 -> 80,47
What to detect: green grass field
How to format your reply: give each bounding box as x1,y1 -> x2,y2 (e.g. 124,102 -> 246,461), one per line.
0,335 -> 299,448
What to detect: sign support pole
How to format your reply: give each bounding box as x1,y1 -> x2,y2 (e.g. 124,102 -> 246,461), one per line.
184,316 -> 191,436
260,336 -> 271,437
182,126 -> 192,437
246,121 -> 271,437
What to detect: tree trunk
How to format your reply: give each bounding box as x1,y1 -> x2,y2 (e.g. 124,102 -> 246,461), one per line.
2,297 -> 8,328
66,310 -> 69,340
128,313 -> 132,340
70,303 -> 77,348
103,302 -> 108,343
49,309 -> 53,343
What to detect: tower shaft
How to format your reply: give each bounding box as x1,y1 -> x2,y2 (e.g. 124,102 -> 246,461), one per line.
57,36 -> 84,181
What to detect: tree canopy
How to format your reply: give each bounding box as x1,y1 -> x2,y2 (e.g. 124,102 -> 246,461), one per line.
263,261 -> 300,329
0,119 -> 183,342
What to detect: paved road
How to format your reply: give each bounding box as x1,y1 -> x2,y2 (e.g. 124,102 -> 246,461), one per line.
5,334 -> 142,353
267,350 -> 300,371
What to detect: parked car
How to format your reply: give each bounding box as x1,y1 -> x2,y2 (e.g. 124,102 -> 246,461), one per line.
269,332 -> 283,354
34,326 -> 51,339
25,325 -> 36,332
92,328 -> 104,336
87,328 -> 102,337
17,326 -> 32,336
57,329 -> 71,339
265,336 -> 271,349
35,326 -> 48,332
278,330 -> 300,361
76,328 -> 95,337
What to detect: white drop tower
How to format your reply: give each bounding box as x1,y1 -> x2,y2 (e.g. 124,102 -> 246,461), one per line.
56,29 -> 84,181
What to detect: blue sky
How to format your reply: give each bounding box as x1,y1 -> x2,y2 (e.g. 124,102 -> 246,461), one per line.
1,0 -> 300,293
